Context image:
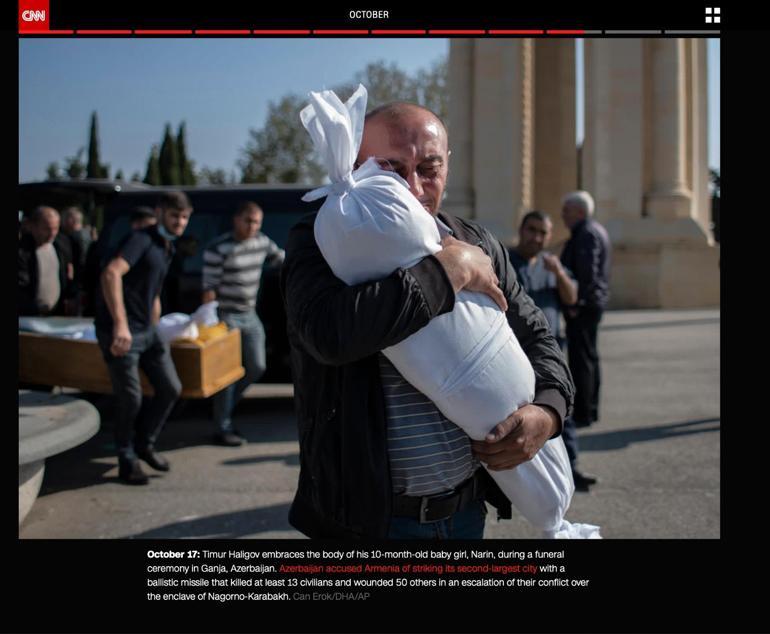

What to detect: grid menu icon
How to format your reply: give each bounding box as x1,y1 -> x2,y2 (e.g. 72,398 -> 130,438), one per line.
705,7 -> 721,24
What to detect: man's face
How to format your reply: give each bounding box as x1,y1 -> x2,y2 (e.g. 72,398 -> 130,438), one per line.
160,207 -> 192,237
357,109 -> 449,216
33,210 -> 60,245
518,217 -> 553,259
561,202 -> 585,230
233,208 -> 263,241
63,212 -> 82,233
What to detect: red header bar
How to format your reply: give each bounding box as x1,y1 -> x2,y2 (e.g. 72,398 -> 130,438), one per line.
313,30 -> 369,35
489,30 -> 545,35
546,29 -> 585,35
76,30 -> 132,35
133,30 -> 192,35
195,30 -> 251,35
252,30 -> 311,35
371,30 -> 427,35
428,30 -> 486,35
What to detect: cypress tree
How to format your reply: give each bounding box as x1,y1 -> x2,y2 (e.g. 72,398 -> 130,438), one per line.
159,123 -> 181,185
144,145 -> 161,185
176,122 -> 197,185
87,111 -> 108,178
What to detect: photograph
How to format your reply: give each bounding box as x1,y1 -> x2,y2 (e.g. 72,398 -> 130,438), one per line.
19,35 -> 720,541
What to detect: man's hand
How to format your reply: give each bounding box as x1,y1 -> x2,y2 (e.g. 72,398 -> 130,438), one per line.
471,404 -> 560,470
435,235 -> 508,311
110,323 -> 132,357
542,253 -> 562,274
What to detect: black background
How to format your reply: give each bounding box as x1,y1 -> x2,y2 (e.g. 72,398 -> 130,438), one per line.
12,2 -> 762,631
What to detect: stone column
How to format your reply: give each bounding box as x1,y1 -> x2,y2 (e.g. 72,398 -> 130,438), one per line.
646,38 -> 693,220
583,39 -> 646,226
470,39 -> 534,243
687,38 -> 713,241
582,38 -> 718,308
533,39 -> 577,246
444,39 -> 475,220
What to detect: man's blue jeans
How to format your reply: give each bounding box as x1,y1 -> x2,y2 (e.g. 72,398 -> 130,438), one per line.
96,327 -> 182,461
213,311 -> 266,433
387,499 -> 487,539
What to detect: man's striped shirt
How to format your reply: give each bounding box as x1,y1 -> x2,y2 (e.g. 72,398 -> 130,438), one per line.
202,232 -> 284,313
379,354 -> 479,496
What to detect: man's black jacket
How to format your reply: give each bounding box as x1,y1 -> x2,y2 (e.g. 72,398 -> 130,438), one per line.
560,218 -> 611,310
18,232 -> 76,316
280,210 -> 575,539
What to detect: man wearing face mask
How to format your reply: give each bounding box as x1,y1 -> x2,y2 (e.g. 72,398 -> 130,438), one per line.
95,191 -> 193,485
282,103 -> 573,539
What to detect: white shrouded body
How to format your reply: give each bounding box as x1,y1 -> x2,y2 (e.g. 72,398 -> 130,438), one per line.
300,84 -> 600,538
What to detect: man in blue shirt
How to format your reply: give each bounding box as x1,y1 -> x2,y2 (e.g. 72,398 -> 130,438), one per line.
95,191 -> 193,485
509,210 -> 598,491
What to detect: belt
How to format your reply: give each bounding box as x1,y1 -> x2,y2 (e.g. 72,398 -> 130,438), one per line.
391,470 -> 484,524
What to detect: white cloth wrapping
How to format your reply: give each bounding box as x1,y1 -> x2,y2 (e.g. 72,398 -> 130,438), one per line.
300,84 -> 600,539
19,317 -> 96,341
191,301 -> 220,327
157,313 -> 199,343
156,302 -> 220,343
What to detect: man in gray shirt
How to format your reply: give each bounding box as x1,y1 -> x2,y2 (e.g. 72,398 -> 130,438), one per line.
509,210 -> 598,491
202,201 -> 284,446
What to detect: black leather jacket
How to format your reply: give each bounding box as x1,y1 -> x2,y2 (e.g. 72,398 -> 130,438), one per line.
281,211 -> 575,538
18,232 -> 76,317
560,218 -> 611,310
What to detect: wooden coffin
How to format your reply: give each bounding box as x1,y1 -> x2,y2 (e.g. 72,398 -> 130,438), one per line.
18,328 -> 245,399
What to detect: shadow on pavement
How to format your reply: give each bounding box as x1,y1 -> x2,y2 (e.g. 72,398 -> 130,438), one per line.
35,395 -> 299,497
221,453 -> 299,467
579,417 -> 720,452
601,317 -> 719,332
123,503 -> 294,539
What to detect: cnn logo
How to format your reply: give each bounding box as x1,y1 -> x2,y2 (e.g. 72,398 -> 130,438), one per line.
21,9 -> 46,21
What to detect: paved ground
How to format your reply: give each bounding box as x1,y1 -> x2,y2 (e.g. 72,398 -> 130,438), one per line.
19,308 -> 720,539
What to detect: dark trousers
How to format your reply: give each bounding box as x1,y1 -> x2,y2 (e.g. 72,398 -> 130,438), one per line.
561,416 -> 579,469
565,306 -> 603,424
97,327 -> 182,461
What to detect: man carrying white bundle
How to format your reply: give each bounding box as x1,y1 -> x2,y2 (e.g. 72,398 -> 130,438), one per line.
282,86 -> 591,539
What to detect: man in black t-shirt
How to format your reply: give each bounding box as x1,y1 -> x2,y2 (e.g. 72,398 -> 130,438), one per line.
95,191 -> 193,485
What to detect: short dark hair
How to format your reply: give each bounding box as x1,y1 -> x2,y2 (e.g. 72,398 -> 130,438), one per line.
156,190 -> 192,212
519,210 -> 552,230
130,206 -> 156,223
235,201 -> 263,217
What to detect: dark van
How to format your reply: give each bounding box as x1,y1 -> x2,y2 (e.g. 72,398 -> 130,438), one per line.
19,179 -> 323,382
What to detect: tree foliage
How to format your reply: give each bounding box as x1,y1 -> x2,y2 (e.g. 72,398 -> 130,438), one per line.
159,124 -> 181,186
87,111 -> 109,178
177,122 -> 197,185
64,148 -> 86,180
239,58 -> 449,185
143,145 -> 161,185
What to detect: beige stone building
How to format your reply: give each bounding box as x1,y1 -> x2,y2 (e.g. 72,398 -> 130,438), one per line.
445,38 -> 719,309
